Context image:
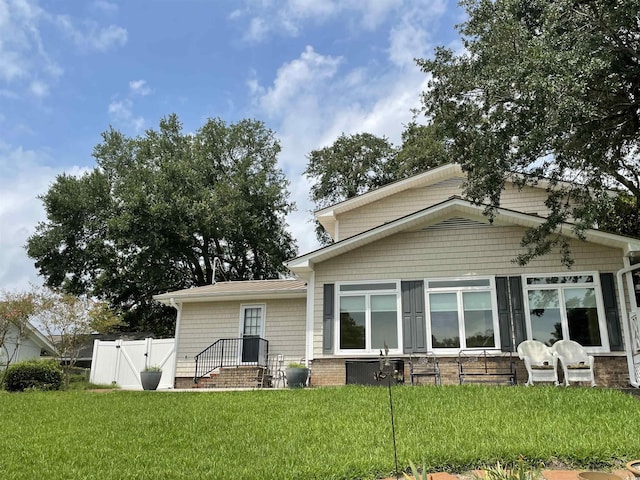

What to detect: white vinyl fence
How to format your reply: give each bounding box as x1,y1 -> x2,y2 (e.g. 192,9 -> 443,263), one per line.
90,337 -> 175,390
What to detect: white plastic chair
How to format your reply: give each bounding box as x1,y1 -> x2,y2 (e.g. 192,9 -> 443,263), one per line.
517,340 -> 559,386
551,339 -> 596,387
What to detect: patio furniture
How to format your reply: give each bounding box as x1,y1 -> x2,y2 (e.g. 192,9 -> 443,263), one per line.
409,352 -> 441,385
457,349 -> 517,385
517,340 -> 559,386
256,353 -> 286,388
551,339 -> 596,387
271,354 -> 286,388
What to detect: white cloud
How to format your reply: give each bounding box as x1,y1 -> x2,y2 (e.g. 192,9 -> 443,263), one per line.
0,0 -> 46,82
0,144 -> 58,292
247,2 -> 447,255
0,0 -> 126,101
92,1 -> 118,15
258,46 -> 342,115
235,0 -> 405,43
0,144 -> 93,293
89,24 -> 127,51
29,79 -> 49,97
108,98 -> 144,132
245,17 -> 269,43
108,79 -> 152,132
129,79 -> 150,96
56,16 -> 127,52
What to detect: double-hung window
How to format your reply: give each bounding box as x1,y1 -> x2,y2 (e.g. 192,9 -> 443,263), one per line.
337,282 -> 401,354
426,278 -> 499,351
523,273 -> 609,352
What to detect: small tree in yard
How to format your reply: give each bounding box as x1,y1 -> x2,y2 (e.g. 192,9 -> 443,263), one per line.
0,291 -> 38,384
36,289 -> 122,383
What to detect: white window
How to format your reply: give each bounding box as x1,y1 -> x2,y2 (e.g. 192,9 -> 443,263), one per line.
426,277 -> 499,351
336,281 -> 401,354
523,273 -> 609,352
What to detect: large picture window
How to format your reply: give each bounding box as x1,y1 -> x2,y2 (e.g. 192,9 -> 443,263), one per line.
523,273 -> 609,352
337,282 -> 401,353
426,278 -> 498,351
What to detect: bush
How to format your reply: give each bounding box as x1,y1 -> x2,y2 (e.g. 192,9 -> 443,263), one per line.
4,360 -> 63,392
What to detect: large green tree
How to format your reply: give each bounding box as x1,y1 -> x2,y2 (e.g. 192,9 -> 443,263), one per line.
418,0 -> 640,265
305,132 -> 398,209
27,115 -> 297,335
305,133 -> 397,243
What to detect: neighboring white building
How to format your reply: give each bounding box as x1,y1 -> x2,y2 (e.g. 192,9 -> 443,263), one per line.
1,321 -> 58,369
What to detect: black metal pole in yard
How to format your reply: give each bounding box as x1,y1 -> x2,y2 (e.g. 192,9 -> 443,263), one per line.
387,374 -> 399,479
376,346 -> 400,479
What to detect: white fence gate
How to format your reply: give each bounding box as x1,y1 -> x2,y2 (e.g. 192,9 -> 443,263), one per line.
89,338 -> 175,390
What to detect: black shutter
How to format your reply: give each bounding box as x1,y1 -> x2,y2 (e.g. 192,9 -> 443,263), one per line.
496,277 -> 512,352
509,276 -> 526,348
402,281 -> 427,353
323,284 -> 335,354
600,272 -> 623,351
495,276 -> 526,352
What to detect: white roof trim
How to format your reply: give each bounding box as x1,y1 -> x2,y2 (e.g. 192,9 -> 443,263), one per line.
288,197 -> 640,274
154,280 -> 307,304
25,321 -> 57,355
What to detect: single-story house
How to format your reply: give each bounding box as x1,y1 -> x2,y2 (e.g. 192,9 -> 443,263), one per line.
154,163 -> 640,388
1,320 -> 58,369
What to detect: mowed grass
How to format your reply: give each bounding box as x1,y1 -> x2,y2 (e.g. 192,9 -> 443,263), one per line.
1,385 -> 639,479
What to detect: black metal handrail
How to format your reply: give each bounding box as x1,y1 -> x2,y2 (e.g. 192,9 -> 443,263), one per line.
193,337 -> 268,383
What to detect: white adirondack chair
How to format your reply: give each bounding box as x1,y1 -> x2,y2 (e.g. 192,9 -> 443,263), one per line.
551,339 -> 596,387
517,340 -> 559,386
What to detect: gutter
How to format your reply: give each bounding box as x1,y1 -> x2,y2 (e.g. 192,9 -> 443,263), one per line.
169,297 -> 182,389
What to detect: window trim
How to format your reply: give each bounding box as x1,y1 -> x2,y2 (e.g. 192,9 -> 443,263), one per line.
425,276 -> 500,353
522,272 -> 610,353
335,280 -> 402,355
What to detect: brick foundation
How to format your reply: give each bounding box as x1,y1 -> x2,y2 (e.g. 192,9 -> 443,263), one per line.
173,355 -> 630,389
309,355 -> 630,388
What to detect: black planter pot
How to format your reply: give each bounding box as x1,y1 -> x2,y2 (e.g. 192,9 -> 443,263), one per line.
286,367 -> 309,388
140,371 -> 162,391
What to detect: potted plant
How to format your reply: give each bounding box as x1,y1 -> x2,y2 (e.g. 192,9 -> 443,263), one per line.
140,365 -> 162,391
285,362 -> 309,388
626,461 -> 640,478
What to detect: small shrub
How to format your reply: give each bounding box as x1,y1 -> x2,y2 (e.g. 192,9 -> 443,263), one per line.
143,365 -> 162,372
4,360 -> 63,392
480,457 -> 541,480
404,461 -> 430,480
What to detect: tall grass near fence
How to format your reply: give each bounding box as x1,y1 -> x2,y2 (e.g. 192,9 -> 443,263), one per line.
1,386 -> 638,480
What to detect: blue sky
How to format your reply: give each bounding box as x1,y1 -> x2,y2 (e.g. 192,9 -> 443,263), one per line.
0,0 -> 463,292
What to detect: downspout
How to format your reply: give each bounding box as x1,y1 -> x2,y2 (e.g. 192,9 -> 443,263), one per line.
169,297 -> 183,389
305,272 -> 315,368
616,262 -> 640,388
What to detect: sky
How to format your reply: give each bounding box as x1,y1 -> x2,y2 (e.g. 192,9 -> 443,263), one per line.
0,0 -> 464,293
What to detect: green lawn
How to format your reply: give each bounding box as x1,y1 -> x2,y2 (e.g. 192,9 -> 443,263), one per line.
1,386 -> 638,479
